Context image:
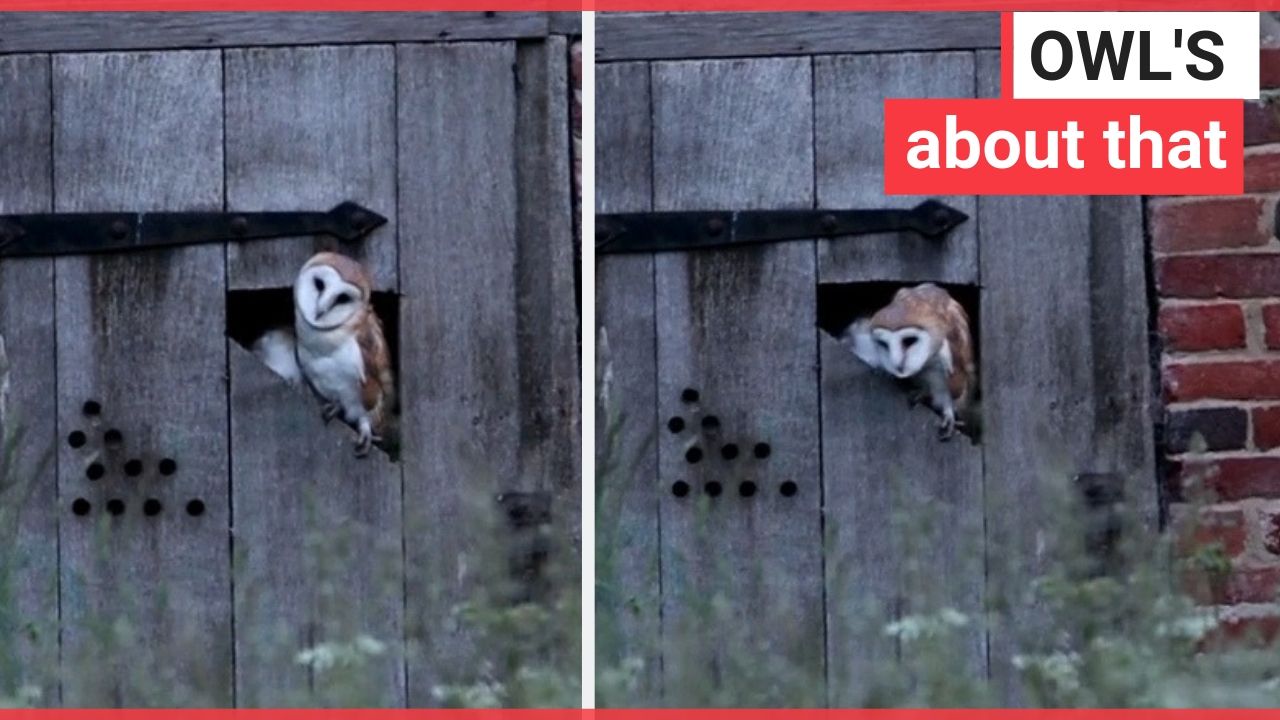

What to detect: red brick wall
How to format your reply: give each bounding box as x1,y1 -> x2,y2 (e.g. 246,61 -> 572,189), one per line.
1159,34 -> 1280,621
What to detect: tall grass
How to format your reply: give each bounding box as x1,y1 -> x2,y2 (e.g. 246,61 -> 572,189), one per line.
595,345 -> 1280,708
0,331 -> 579,708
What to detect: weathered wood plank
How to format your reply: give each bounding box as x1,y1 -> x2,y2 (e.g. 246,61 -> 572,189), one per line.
227,345 -> 405,707
224,44 -> 405,707
597,12 -> 1000,62
515,36 -> 580,542
52,50 -> 232,706
548,12 -> 582,36
651,57 -> 824,706
395,41 -> 520,706
815,52 -> 978,285
0,53 -> 58,704
594,60 -> 662,700
814,51 -> 986,706
225,45 -> 398,291
975,49 -> 1155,704
0,13 -> 551,53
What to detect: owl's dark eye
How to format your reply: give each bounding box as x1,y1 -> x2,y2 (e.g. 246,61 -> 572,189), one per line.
902,336 -> 918,348
334,293 -> 352,305
876,337 -> 890,348
314,277 -> 325,292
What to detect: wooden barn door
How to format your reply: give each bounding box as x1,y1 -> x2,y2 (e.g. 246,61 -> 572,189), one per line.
597,13 -> 1156,707
0,13 -> 577,708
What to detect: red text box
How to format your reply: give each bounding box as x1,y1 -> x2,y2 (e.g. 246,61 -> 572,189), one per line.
884,99 -> 1243,195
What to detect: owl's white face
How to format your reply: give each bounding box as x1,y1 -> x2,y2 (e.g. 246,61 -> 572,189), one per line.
871,327 -> 934,378
295,264 -> 363,331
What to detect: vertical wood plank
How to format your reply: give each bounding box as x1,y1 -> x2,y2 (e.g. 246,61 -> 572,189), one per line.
650,57 -> 824,707
813,51 -> 986,705
395,41 -> 520,706
224,45 -> 398,291
976,49 -> 1155,703
52,50 -> 231,706
224,45 -> 405,708
594,60 -> 662,699
515,36 -> 581,541
814,52 -> 978,285
0,54 -> 59,703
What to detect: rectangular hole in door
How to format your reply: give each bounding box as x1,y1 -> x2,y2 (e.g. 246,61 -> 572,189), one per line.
818,281 -> 983,442
226,287 -> 402,393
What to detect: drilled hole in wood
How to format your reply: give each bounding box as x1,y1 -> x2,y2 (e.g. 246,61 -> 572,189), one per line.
103,428 -> 123,447
705,481 -> 723,497
71,498 -> 91,516
143,499 -> 162,516
158,458 -> 177,476
671,480 -> 690,498
186,499 -> 206,517
106,499 -> 125,516
685,446 -> 703,464
667,417 -> 685,433
82,400 -> 101,417
721,443 -> 740,460
739,480 -> 757,497
701,415 -> 720,430
681,388 -> 699,404
753,442 -> 771,459
780,481 -> 798,497
67,431 -> 86,449
85,463 -> 104,481
124,459 -> 143,477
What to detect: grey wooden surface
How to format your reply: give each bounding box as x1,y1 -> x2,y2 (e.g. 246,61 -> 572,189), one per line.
974,50 -> 1155,705
814,52 -> 979,285
598,39 -> 1157,709
224,44 -> 405,707
815,51 -> 986,706
0,13 -> 557,53
595,60 -> 662,697
0,32 -> 577,706
515,36 -> 581,536
52,50 -> 233,706
228,345 -> 406,707
0,53 -> 58,704
651,57 -> 824,707
224,44 -> 399,291
395,41 -> 522,705
597,12 -> 1000,62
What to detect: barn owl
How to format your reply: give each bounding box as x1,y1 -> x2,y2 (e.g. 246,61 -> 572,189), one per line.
293,252 -> 396,457
840,283 -> 977,441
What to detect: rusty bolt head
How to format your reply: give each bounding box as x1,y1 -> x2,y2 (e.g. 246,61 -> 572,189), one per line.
819,213 -> 838,234
705,217 -> 726,237
230,216 -> 249,236
109,219 -> 129,241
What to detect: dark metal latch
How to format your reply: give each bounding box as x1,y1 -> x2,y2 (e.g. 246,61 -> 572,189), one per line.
596,199 -> 968,255
0,201 -> 386,258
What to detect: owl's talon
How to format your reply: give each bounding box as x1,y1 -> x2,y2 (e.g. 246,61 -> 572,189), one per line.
354,419 -> 374,458
321,403 -> 341,424
937,412 -> 957,441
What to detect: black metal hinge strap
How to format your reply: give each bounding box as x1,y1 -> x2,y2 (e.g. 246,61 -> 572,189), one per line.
596,199 -> 968,255
0,201 -> 386,259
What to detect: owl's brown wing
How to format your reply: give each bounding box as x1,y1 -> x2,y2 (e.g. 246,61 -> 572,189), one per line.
942,299 -> 975,404
356,312 -> 396,430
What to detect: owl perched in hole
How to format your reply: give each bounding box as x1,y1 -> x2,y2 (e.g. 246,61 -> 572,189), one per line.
840,283 -> 978,442
289,251 -> 396,458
